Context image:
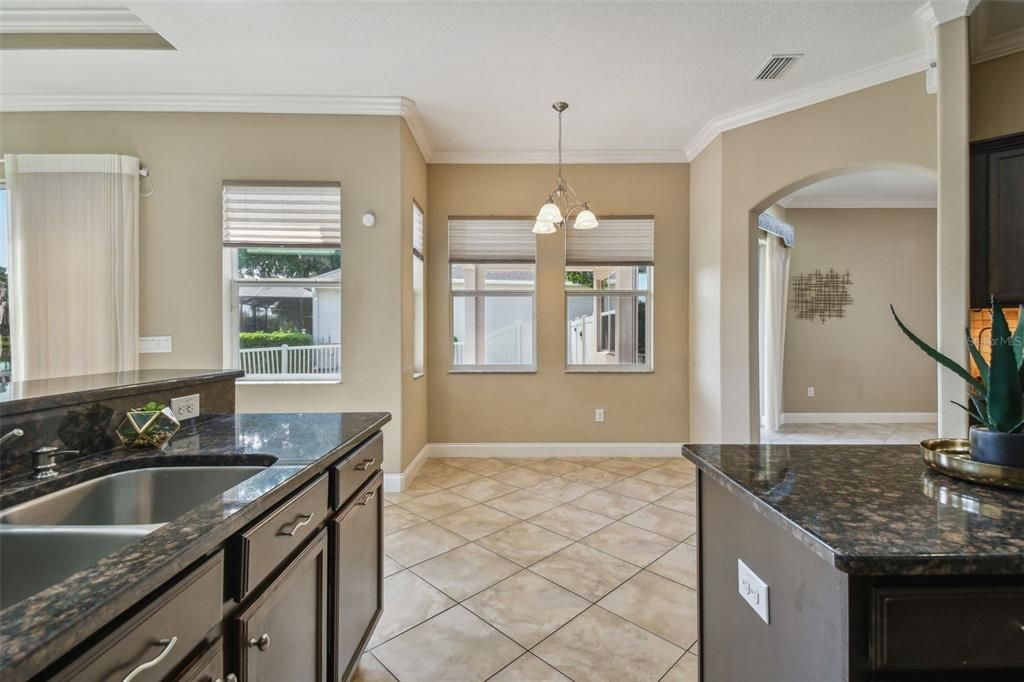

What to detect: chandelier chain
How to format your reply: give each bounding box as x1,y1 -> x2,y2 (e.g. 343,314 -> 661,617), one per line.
557,106 -> 563,179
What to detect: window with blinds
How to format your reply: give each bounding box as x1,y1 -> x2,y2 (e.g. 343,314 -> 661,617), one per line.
565,218 -> 654,371
412,202 -> 425,376
448,219 -> 536,370
222,181 -> 342,382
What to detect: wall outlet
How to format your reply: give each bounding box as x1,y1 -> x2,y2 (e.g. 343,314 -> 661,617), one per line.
170,394 -> 200,421
595,408 -> 605,423
806,386 -> 815,398
737,559 -> 770,624
138,336 -> 172,353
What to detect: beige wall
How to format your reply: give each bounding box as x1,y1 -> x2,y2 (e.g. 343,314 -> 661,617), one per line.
1,112 -> 413,471
689,74 -> 938,442
970,49 -> 1024,141
399,120 -> 429,469
782,208 -> 938,414
427,164 -> 689,444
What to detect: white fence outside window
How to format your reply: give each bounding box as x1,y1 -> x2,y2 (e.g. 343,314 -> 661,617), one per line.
239,343 -> 340,379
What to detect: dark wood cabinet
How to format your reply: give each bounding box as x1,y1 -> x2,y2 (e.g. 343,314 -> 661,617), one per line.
176,638 -> 225,682
235,529 -> 329,682
970,132 -> 1024,306
331,472 -> 383,682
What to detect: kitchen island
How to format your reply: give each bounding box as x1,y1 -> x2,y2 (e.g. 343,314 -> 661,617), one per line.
682,443 -> 1024,682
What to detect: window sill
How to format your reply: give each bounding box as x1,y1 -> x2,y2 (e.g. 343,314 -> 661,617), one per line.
239,379 -> 342,386
564,366 -> 653,374
412,372 -> 425,380
448,368 -> 537,374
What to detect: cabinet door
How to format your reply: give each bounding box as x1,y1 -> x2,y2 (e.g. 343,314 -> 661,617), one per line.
331,472 -> 383,682
236,529 -> 328,682
986,144 -> 1024,303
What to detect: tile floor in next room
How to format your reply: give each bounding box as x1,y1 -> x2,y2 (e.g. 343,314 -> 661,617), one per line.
355,456 -> 700,682
760,422 -> 937,445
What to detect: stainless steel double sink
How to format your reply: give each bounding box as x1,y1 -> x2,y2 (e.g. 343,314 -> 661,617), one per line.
0,466 -> 266,610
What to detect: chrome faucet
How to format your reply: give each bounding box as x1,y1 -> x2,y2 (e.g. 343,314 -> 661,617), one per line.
31,446 -> 78,480
0,428 -> 24,448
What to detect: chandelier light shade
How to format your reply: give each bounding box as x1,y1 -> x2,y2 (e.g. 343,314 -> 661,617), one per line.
533,101 -> 598,234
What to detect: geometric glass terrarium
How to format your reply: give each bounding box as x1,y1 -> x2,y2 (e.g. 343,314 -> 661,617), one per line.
115,405 -> 181,449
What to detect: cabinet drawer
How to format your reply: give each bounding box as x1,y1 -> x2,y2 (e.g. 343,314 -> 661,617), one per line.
175,637 -> 224,682
331,472 -> 384,682
236,528 -> 329,682
871,586 -> 1024,670
55,552 -> 223,682
332,433 -> 382,510
237,474 -> 329,599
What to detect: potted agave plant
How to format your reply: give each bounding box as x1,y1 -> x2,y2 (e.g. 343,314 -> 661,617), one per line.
891,301 -> 1024,468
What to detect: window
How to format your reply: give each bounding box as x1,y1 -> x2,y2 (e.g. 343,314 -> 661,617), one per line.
0,185 -> 10,385
412,202 -> 425,377
223,181 -> 342,382
565,218 -> 653,370
449,219 -> 535,370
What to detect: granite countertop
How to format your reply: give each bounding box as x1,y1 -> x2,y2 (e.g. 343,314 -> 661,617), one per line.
0,369 -> 245,416
0,411 -> 390,681
682,443 -> 1024,576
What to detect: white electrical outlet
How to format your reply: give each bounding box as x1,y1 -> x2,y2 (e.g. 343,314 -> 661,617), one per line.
737,559 -> 770,624
170,394 -> 200,421
138,336 -> 172,353
807,386 -> 815,398
595,408 -> 605,423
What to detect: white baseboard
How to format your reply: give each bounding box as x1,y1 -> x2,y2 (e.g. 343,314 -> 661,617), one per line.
426,442 -> 683,459
383,443 -> 430,493
781,412 -> 937,425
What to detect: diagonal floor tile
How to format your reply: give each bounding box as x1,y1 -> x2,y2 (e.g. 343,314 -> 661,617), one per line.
662,652 -> 699,682
369,571 -> 455,648
486,489 -> 562,519
570,489 -> 647,518
519,458 -> 585,476
533,606 -> 682,682
489,653 -> 570,682
528,477 -> 595,503
415,466 -> 482,490
582,521 -> 677,566
477,522 -> 573,567
384,522 -> 468,566
373,606 -> 524,682
464,571 -> 588,648
603,476 -> 677,502
660,458 -> 696,475
491,466 -> 552,488
530,542 -> 639,601
592,459 -> 652,477
382,555 -> 404,578
411,543 -> 520,601
647,542 -> 697,589
384,479 -> 441,505
434,504 -> 519,541
447,458 -> 518,476
352,653 -> 397,682
384,506 -> 427,536
399,490 -> 478,520
528,504 -> 615,540
654,485 -> 696,514
561,466 -> 623,487
450,477 -> 520,502
597,570 -> 698,649
633,466 -> 696,488
622,505 -> 697,541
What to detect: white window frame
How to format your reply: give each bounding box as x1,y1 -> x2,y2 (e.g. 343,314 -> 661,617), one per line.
222,248 -> 342,384
565,266 -> 654,373
449,263 -> 537,373
412,200 -> 425,379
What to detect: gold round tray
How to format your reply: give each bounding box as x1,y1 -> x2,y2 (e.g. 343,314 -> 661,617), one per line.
920,438 -> 1024,491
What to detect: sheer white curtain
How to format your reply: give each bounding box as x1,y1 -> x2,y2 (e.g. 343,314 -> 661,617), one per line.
5,154 -> 139,380
760,234 -> 791,432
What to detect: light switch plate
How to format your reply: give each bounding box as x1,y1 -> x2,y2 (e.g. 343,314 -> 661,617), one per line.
138,336 -> 172,353
737,559 -> 770,624
170,394 -> 200,421
595,408 -> 605,423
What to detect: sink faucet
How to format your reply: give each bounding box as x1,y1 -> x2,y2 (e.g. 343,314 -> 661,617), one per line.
31,447 -> 78,480
0,428 -> 24,448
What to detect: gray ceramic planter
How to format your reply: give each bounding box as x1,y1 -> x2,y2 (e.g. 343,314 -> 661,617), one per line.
969,426 -> 1024,468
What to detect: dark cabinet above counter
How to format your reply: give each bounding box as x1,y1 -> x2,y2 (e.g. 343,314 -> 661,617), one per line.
970,132 -> 1024,307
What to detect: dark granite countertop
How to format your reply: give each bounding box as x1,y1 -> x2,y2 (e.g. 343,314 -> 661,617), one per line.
0,411 -> 390,682
682,443 -> 1024,576
0,369 -> 245,416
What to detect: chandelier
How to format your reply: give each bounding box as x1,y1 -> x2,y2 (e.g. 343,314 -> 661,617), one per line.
533,102 -> 599,234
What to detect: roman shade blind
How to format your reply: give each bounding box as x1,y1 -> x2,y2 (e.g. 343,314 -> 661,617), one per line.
448,219 -> 535,263
223,181 -> 341,247
565,217 -> 654,265
413,204 -> 425,258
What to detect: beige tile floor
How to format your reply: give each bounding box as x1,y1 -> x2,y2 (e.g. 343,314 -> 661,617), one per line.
355,456 -> 700,682
760,422 -> 937,445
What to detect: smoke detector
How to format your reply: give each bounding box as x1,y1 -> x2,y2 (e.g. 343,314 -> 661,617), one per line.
754,54 -> 804,80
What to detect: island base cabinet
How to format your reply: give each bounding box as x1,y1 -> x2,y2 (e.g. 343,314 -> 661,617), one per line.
235,529 -> 328,682
330,472 -> 383,682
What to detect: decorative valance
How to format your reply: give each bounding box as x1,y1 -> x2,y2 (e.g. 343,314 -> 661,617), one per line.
758,213 -> 795,247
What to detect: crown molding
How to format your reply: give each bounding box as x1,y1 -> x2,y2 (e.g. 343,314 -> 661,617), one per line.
429,149 -> 687,164
0,8 -> 153,34
780,198 -> 938,209
970,0 -> 1024,64
684,50 -> 930,160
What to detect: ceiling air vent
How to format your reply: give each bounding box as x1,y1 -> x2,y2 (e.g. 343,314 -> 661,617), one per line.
754,54 -> 803,80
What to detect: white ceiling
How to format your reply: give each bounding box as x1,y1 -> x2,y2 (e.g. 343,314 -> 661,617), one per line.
779,170 -> 938,208
0,1 -> 966,161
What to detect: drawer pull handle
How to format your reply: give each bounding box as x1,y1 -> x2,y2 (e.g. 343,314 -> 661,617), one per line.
278,513 -> 314,537
249,633 -> 271,651
122,636 -> 177,682
358,490 -> 376,506
355,457 -> 377,471
214,676 -> 239,682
